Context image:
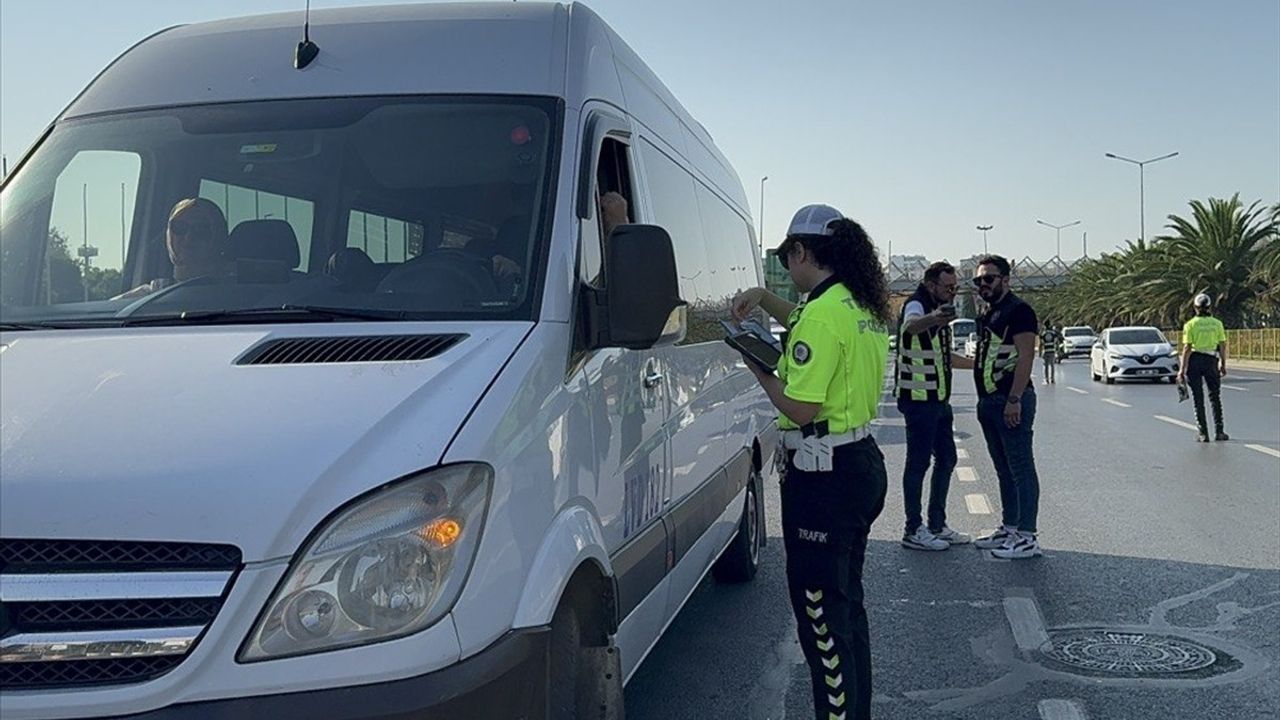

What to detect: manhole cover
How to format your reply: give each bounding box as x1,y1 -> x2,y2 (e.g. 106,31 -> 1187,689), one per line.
1039,629 -> 1229,678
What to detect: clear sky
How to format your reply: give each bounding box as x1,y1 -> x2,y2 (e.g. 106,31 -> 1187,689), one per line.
2,0 -> 1277,264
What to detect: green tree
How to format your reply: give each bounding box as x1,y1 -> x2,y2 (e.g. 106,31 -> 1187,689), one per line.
1036,195 -> 1279,330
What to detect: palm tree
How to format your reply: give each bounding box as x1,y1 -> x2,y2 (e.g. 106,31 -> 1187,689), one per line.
1038,196 -> 1278,329
1150,195 -> 1276,327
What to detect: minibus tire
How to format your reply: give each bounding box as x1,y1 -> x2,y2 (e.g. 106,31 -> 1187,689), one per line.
549,599 -> 620,719
712,471 -> 761,583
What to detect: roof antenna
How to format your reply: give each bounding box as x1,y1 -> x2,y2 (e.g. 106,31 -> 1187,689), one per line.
294,0 -> 319,70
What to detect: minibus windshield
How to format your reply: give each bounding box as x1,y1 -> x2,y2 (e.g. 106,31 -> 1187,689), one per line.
0,96 -> 559,326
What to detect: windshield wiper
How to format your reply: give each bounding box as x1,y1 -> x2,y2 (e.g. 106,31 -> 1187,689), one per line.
121,305 -> 417,327
0,320 -> 118,331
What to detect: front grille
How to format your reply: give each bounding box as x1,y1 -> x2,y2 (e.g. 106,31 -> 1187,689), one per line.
0,656 -> 184,689
12,598 -> 223,631
1,539 -> 240,573
1,539 -> 239,690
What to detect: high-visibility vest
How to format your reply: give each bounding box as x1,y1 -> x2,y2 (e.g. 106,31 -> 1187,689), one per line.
895,287 -> 952,403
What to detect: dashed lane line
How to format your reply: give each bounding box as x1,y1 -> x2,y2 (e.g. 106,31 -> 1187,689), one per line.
957,448 -> 970,460
1066,387 -> 1089,395
1102,398 -> 1131,408
965,494 -> 992,514
1155,415 -> 1200,431
1002,593 -> 1050,652
1221,384 -> 1248,392
955,467 -> 978,483
1038,699 -> 1087,720
1245,444 -> 1280,459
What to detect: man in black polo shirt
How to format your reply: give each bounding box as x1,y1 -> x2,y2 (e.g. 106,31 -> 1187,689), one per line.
970,256 -> 1043,559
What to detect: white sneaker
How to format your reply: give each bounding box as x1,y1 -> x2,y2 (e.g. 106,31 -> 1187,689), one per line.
932,526 -> 972,545
974,525 -> 1017,550
901,526 -> 949,551
991,532 -> 1043,559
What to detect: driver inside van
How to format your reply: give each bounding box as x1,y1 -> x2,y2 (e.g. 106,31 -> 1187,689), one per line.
116,198 -> 233,299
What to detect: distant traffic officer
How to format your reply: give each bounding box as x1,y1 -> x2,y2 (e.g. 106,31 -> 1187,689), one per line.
1177,293 -> 1230,442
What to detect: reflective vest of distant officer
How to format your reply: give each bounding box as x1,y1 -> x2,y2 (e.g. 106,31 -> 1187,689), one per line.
732,204 -> 891,720
895,261 -> 976,552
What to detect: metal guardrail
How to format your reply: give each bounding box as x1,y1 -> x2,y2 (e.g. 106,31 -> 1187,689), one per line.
1165,328 -> 1280,361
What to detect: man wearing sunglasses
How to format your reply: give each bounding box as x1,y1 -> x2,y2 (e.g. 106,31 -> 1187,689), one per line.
970,255 -> 1043,559
117,198 -> 232,299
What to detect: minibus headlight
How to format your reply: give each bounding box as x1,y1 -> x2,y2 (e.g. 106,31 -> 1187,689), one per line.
240,464 -> 492,661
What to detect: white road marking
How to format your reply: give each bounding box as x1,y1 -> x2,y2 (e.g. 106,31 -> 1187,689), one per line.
1066,387 -> 1089,395
1273,394 -> 1280,398
957,448 -> 970,460
1155,415 -> 1200,431
956,467 -> 978,483
1102,398 -> 1131,408
1245,444 -> 1280,459
1038,699 -> 1087,720
1221,384 -> 1248,392
965,493 -> 992,514
1003,594 -> 1051,651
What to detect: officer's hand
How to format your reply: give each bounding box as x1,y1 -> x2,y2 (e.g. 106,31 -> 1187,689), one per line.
732,288 -> 765,322
936,303 -> 957,320
1176,371 -> 1186,385
1004,399 -> 1022,429
1219,364 -> 1227,378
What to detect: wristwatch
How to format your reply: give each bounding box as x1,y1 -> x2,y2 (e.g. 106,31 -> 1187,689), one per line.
1007,395 -> 1021,405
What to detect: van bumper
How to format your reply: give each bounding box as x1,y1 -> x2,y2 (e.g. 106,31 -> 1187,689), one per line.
114,628 -> 549,720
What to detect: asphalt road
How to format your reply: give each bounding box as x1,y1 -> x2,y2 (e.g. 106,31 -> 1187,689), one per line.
626,358 -> 1280,720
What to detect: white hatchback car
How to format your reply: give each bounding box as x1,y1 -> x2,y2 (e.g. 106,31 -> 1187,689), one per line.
1060,325 -> 1097,358
1091,326 -> 1180,383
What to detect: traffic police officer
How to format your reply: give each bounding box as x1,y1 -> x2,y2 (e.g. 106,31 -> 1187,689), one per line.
896,261 -> 975,551
1177,293 -> 1230,442
733,204 -> 891,720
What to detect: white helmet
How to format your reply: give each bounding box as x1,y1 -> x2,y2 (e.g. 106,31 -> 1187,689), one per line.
1193,293 -> 1212,308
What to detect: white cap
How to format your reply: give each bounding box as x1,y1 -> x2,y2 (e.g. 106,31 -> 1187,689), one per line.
1194,293 -> 1212,308
786,204 -> 846,237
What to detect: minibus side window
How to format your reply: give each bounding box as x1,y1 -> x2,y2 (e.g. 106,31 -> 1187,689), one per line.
580,137 -> 635,287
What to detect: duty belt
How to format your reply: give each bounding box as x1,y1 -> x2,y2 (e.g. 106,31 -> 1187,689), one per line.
780,425 -> 872,450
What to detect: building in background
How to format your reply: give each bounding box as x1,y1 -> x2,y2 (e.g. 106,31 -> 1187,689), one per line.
763,252 -> 800,303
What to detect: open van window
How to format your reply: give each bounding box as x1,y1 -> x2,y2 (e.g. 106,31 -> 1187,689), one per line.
0,96 -> 559,326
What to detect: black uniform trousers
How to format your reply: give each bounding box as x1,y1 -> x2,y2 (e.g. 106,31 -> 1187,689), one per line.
1186,352 -> 1225,434
781,437 -> 888,720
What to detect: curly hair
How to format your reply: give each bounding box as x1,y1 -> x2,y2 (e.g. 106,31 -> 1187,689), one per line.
792,219 -> 892,325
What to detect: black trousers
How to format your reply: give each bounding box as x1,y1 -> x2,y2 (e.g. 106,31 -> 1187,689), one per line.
782,438 -> 888,720
1187,352 -> 1225,433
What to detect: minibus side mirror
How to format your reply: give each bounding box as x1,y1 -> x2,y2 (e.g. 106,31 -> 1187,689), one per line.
592,224 -> 687,350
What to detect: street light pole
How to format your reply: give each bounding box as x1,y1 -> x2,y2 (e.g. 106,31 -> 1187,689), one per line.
1105,151 -> 1179,242
758,176 -> 768,256
1037,219 -> 1081,259
976,224 -> 993,254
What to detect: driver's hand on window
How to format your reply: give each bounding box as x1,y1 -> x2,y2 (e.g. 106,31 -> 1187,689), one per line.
492,255 -> 522,279
599,191 -> 629,238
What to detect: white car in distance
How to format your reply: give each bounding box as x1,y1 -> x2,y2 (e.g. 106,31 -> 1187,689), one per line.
1061,325 -> 1097,358
949,318 -> 977,353
1090,326 -> 1180,384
